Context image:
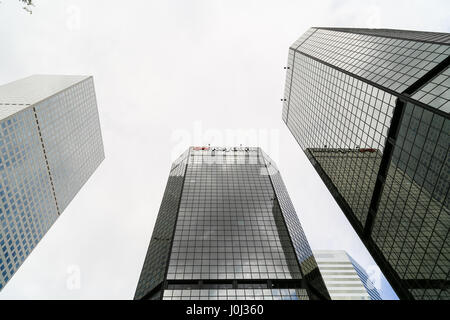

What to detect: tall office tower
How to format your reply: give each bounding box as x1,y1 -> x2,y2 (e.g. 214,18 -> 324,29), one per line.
0,75 -> 104,290
282,28 -> 449,300
134,147 -> 330,300
314,250 -> 382,300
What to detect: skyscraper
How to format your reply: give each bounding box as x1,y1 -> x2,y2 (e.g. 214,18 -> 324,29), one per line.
314,250 -> 382,300
0,75 -> 105,290
282,28 -> 449,300
134,147 -> 330,300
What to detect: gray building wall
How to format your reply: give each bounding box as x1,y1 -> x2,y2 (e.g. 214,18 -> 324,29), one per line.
0,75 -> 104,290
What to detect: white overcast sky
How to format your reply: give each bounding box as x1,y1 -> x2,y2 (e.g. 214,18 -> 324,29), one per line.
0,0 -> 449,300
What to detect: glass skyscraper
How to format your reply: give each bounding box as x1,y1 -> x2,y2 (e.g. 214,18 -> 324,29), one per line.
282,28 -> 449,300
134,147 -> 330,300
314,250 -> 382,300
0,75 -> 105,290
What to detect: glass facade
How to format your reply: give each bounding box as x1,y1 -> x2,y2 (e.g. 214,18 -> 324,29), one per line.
134,147 -> 329,300
0,75 -> 105,291
282,27 -> 449,300
347,254 -> 383,300
315,250 -> 381,300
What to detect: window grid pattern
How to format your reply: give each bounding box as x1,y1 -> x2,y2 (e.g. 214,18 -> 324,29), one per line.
0,109 -> 58,290
34,77 -> 105,212
411,66 -> 450,112
136,147 -> 329,299
285,54 -> 395,151
261,150 -> 329,299
291,27 -> 317,49
347,253 -> 383,300
134,150 -> 189,300
0,75 -> 104,291
282,50 -> 295,123
410,288 -> 449,300
0,75 -> 88,119
283,28 -> 450,300
309,149 -> 382,226
321,28 -> 450,45
167,150 -> 302,281
284,28 -> 318,123
372,102 -> 449,300
262,153 -> 316,274
284,53 -> 395,225
295,28 -> 450,94
162,288 -> 309,300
